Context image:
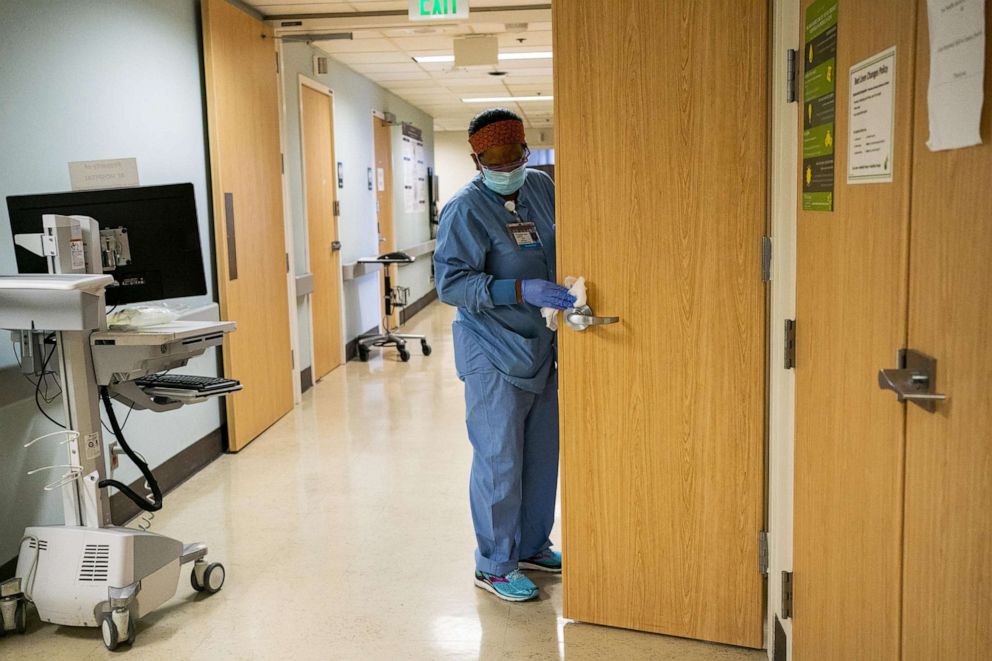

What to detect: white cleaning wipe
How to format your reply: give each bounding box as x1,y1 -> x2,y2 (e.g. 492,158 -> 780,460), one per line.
542,276 -> 586,331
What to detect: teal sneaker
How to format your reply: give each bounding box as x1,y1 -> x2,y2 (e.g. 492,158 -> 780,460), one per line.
519,549 -> 562,573
474,569 -> 539,602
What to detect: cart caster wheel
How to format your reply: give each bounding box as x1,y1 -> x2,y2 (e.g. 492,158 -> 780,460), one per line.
101,614 -> 120,651
202,563 -> 225,594
421,342 -> 432,356
126,616 -> 137,645
399,349 -> 411,362
358,346 -> 370,362
0,605 -> 6,638
14,600 -> 26,635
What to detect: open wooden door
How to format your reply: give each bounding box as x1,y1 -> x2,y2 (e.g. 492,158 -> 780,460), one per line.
301,81 -> 343,380
554,0 -> 768,648
373,116 -> 397,329
201,0 -> 294,451
901,2 -> 992,656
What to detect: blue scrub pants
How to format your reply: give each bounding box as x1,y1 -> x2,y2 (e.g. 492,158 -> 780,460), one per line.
464,367 -> 559,576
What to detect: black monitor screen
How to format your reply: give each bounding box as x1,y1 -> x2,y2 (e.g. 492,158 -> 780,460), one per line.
6,183 -> 207,306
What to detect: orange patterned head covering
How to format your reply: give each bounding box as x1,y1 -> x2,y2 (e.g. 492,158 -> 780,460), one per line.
468,119 -> 526,155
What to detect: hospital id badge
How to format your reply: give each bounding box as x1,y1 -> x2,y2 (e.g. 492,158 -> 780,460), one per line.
506,222 -> 542,250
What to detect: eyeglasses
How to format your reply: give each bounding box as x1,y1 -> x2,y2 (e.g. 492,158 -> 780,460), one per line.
479,147 -> 530,172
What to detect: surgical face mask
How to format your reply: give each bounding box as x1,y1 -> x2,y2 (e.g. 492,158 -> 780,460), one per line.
481,164 -> 527,195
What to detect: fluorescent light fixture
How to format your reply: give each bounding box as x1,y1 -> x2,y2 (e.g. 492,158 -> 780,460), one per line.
413,51 -> 553,64
498,51 -> 553,61
462,96 -> 553,103
414,55 -> 456,63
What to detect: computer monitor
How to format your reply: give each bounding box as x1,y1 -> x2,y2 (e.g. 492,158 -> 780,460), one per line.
6,183 -> 207,306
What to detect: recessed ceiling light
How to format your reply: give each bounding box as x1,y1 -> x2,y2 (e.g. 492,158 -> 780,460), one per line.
413,55 -> 456,63
497,51 -> 553,61
462,96 -> 553,103
413,51 -> 553,64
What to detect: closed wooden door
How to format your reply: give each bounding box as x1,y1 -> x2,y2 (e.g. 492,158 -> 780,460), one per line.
901,1 -> 992,657
201,0 -> 294,451
373,116 -> 397,328
794,1 -> 919,658
795,0 -> 991,658
554,0 -> 767,648
301,83 -> 343,380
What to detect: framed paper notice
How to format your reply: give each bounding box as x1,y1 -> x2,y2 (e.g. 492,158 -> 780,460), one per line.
848,47 -> 896,184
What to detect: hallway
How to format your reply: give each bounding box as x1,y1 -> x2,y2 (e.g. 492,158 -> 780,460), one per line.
4,303 -> 764,660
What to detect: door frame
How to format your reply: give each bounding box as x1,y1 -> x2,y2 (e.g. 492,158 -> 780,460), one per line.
276,40 -> 303,404
766,0 -> 800,658
297,74 -> 346,378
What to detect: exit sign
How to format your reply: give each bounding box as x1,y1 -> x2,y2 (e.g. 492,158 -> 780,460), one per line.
409,0 -> 469,21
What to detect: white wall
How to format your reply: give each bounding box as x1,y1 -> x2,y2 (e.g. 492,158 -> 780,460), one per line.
0,0 -> 221,565
281,44 -> 436,366
435,130 -> 480,208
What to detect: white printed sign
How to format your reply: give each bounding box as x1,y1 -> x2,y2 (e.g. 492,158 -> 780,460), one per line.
925,0 -> 986,151
848,47 -> 896,184
68,158 -> 140,190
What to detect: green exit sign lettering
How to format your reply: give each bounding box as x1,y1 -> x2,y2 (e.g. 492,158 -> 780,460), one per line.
409,0 -> 469,21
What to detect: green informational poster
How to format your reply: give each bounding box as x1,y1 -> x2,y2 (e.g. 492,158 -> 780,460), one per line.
802,0 -> 838,211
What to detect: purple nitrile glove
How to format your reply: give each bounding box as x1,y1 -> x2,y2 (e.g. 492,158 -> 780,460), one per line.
520,279 -> 577,310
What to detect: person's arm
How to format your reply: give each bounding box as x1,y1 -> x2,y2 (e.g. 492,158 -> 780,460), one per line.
434,202 -> 518,312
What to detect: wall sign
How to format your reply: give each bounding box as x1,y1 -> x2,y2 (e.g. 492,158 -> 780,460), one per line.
848,47 -> 896,184
68,158 -> 140,191
802,0 -> 838,211
409,0 -> 468,22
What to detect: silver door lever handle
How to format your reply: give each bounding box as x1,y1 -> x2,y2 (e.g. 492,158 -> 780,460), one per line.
877,349 -> 947,413
565,305 -> 620,332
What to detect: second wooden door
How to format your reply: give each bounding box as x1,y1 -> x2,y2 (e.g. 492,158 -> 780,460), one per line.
301,82 -> 343,380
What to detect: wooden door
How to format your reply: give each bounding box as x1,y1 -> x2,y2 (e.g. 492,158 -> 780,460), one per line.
201,0 -> 294,451
794,1 -> 919,657
301,83 -> 343,380
554,1 -> 767,648
901,2 -> 992,657
373,116 -> 398,329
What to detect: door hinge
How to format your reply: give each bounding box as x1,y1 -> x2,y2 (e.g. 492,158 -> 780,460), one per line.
786,48 -> 798,103
333,200 -> 341,217
761,235 -> 772,282
281,153 -> 285,174
290,349 -> 294,368
285,252 -> 290,273
759,531 -> 769,576
781,570 -> 794,619
276,52 -> 280,74
784,319 -> 796,369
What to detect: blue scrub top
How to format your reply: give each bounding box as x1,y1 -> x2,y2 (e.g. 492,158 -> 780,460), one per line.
434,169 -> 557,394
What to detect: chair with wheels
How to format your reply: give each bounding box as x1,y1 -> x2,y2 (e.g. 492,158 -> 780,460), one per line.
356,252 -> 432,362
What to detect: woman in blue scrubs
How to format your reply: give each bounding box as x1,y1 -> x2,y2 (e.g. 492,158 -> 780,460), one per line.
434,109 -> 575,602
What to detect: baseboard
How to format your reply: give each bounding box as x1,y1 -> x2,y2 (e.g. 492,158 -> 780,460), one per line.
346,325 -> 380,361
300,366 -> 313,393
110,428 -> 225,525
399,289 -> 438,325
0,428 -> 225,580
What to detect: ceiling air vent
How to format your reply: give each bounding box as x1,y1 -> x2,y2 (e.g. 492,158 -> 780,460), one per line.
313,56 -> 328,76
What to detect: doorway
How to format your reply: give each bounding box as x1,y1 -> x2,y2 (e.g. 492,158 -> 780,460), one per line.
372,113 -> 398,330
300,77 -> 344,381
